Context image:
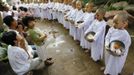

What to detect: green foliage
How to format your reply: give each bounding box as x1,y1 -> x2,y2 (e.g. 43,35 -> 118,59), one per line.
93,0 -> 107,5
83,0 -> 90,4
110,0 -> 128,3
83,0 -> 131,5
0,46 -> 8,61
105,5 -> 124,11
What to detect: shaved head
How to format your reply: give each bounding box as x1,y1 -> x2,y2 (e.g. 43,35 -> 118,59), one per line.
96,8 -> 106,16
76,0 -> 82,10
114,12 -> 128,22
113,12 -> 128,29
86,2 -> 94,8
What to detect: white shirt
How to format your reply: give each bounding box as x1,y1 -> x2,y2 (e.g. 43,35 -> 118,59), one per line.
8,45 -> 31,75
3,11 -> 12,18
12,10 -> 19,20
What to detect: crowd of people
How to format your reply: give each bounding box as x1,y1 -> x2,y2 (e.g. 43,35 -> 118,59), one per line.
0,0 -> 132,75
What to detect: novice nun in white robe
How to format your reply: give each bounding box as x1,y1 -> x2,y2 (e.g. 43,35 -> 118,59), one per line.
104,27 -> 131,75
73,9 -> 84,41
32,4 -> 37,18
57,3 -> 64,23
35,3 -> 41,18
58,3 -> 66,24
69,1 -> 83,41
46,2 -> 53,20
52,2 -> 57,20
76,12 -> 94,48
47,2 -> 54,20
59,2 -> 72,25
67,8 -> 77,37
85,19 -> 107,61
63,6 -> 74,29
40,3 -> 45,20
52,2 -> 60,20
62,4 -> 72,25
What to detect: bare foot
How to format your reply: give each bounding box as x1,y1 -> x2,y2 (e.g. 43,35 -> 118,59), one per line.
26,71 -> 33,75
100,66 -> 105,71
84,49 -> 89,53
47,58 -> 52,60
44,60 -> 54,66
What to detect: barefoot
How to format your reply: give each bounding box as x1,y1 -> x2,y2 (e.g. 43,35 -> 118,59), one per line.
100,66 -> 105,71
44,60 -> 54,66
46,57 -> 52,60
26,71 -> 33,75
84,49 -> 89,53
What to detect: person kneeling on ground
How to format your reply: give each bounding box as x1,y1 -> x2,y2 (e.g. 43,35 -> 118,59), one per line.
1,31 -> 52,75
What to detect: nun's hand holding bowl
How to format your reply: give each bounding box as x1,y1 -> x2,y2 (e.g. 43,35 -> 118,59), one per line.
85,32 -> 95,42
108,40 -> 125,57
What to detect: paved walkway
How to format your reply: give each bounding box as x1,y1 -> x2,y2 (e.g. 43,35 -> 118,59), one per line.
33,20 -> 134,75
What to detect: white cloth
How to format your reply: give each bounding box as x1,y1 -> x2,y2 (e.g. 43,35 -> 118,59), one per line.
46,2 -> 54,20
57,3 -> 64,23
85,19 -> 107,61
29,57 -> 42,71
12,10 -> 19,20
66,8 -> 77,37
3,11 -> 12,18
78,12 -> 95,48
36,44 -> 47,61
73,9 -> 84,41
104,27 -> 131,75
68,9 -> 80,40
8,45 -> 30,75
8,45 -> 42,75
63,6 -> 74,29
52,2 -> 59,20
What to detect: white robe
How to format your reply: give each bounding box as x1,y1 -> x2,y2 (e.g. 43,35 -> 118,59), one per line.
34,4 -> 41,18
57,3 -> 64,23
29,3 -> 34,16
47,2 -> 54,20
76,12 -> 94,48
12,10 -> 19,20
60,4 -> 72,25
52,2 -> 60,20
63,6 -> 73,29
73,9 -> 84,41
40,3 -> 45,20
104,27 -> 131,75
3,11 -> 12,18
32,4 -> 37,17
67,8 -> 77,37
46,2 -> 53,20
67,9 -> 83,40
85,19 -> 106,61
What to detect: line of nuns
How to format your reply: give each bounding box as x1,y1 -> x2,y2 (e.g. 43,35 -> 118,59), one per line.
16,0 -> 131,75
